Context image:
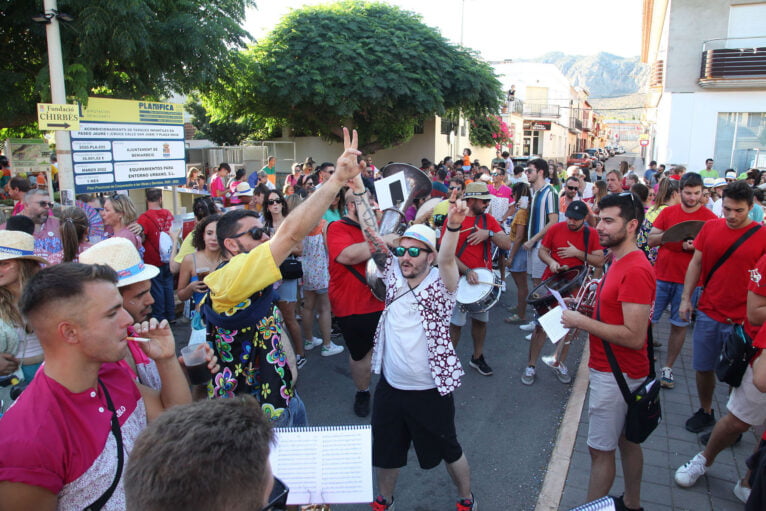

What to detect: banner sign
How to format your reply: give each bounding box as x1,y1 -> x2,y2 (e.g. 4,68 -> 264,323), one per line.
70,98 -> 186,193
523,120 -> 551,131
4,139 -> 52,175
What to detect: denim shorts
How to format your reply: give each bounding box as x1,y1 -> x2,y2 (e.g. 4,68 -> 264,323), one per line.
652,280 -> 689,327
508,245 -> 528,273
527,244 -> 546,280
276,278 -> 298,303
272,392 -> 308,427
692,309 -> 732,372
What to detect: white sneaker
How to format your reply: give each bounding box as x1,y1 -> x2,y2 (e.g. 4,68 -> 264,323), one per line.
521,366 -> 536,385
542,355 -> 572,384
733,480 -> 751,503
500,281 -> 507,293
525,333 -> 532,341
303,337 -> 323,351
674,452 -> 707,487
519,321 -> 537,332
321,341 -> 344,357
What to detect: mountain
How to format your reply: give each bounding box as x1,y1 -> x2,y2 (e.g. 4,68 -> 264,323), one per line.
526,51 -> 649,99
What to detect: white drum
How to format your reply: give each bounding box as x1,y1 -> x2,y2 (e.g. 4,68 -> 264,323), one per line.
456,268 -> 501,313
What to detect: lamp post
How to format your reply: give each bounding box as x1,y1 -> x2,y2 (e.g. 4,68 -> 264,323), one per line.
39,0 -> 75,206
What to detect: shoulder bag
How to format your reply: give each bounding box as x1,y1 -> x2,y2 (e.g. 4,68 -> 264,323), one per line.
84,380 -> 124,511
596,269 -> 662,444
279,255 -> 303,280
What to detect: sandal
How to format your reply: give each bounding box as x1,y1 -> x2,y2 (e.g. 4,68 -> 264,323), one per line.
504,313 -> 527,324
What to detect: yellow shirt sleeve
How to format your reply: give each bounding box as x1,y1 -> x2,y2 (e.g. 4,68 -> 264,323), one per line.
205,241 -> 282,313
174,233 -> 195,264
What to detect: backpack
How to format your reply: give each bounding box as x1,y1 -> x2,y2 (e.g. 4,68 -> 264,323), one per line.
147,213 -> 173,264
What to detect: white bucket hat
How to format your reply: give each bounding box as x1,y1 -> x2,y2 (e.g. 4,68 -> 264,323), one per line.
79,237 -> 159,287
0,231 -> 48,264
233,182 -> 254,197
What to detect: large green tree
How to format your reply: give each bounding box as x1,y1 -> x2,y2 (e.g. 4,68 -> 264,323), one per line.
205,1 -> 503,153
0,0 -> 254,132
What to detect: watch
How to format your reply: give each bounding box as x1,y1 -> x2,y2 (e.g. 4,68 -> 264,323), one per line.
488,230 -> 494,239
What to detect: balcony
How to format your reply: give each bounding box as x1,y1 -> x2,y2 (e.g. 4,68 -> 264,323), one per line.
501,98 -> 524,116
650,60 -> 664,89
568,118 -> 582,134
523,103 -> 560,118
699,36 -> 766,88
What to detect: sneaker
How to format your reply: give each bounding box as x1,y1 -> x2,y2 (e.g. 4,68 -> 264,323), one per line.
699,430 -> 741,446
660,366 -> 674,389
296,354 -> 307,369
500,282 -> 507,293
674,452 -> 708,487
354,390 -> 371,418
519,321 -> 537,332
685,408 -> 715,433
542,355 -> 572,384
456,493 -> 477,511
612,495 -> 644,511
521,366 -> 536,385
469,355 -> 493,376
525,333 -> 533,341
331,326 -> 343,339
303,336 -> 323,351
370,496 -> 395,510
321,341 -> 344,357
733,479 -> 751,504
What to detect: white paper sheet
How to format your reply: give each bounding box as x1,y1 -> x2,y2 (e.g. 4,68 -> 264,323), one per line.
538,305 -> 570,344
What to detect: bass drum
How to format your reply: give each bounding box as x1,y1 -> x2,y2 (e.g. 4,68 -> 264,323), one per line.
455,268 -> 501,313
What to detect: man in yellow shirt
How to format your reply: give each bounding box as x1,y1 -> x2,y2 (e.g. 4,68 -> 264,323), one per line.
199,128 -> 365,426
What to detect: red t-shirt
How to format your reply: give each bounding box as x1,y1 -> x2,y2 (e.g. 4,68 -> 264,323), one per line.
540,222 -> 602,281
137,208 -> 174,267
589,250 -> 655,379
327,218 -> 385,318
748,253 -> 766,341
695,219 -> 766,324
653,204 -> 717,283
442,214 -> 503,270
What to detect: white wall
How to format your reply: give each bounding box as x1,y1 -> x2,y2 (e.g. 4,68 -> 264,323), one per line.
654,90 -> 766,167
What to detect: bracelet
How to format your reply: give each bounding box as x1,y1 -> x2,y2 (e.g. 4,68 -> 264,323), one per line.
352,190 -> 366,196
446,225 -> 461,232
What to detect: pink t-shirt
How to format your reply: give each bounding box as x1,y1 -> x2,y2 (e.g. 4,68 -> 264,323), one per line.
210,175 -> 225,198
0,362 -> 146,509
488,183 -> 512,199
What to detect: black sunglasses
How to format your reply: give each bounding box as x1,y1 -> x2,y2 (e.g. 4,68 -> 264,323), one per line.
267,199 -> 283,205
393,246 -> 432,258
231,226 -> 266,241
448,186 -> 462,191
35,200 -> 54,208
262,476 -> 289,510
567,186 -> 579,191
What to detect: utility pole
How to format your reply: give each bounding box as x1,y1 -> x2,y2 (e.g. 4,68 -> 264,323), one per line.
42,0 -> 75,205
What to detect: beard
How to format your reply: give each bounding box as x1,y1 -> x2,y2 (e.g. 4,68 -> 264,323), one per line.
598,225 -> 628,248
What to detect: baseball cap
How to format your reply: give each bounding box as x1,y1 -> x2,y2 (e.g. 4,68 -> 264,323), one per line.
399,224 -> 437,253
565,200 -> 589,220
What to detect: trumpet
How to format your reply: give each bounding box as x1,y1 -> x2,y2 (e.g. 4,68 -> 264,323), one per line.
558,267 -> 601,348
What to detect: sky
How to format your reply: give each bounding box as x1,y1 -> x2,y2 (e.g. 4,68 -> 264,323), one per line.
244,0 -> 644,60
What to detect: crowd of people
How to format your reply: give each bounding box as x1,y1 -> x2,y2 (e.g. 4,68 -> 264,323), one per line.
2,136 -> 766,510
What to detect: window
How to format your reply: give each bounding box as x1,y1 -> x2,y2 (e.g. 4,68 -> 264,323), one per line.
714,112 -> 766,171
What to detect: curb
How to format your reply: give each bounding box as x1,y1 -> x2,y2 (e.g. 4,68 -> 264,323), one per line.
534,343 -> 591,511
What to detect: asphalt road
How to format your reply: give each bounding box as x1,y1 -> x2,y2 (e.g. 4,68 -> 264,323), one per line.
168,156 -> 647,510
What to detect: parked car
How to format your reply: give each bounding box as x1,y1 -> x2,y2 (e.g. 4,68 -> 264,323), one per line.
584,148 -> 601,165
567,153 -> 593,169
615,146 -> 626,154
596,148 -> 609,161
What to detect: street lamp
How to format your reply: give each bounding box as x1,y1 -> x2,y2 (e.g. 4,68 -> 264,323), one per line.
31,9 -> 74,24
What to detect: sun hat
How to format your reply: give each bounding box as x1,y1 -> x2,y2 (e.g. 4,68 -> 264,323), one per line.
399,224 -> 437,253
463,182 -> 492,200
0,231 -> 47,264
725,170 -> 737,180
712,177 -> 727,188
79,237 -> 159,287
233,181 -> 254,197
703,177 -> 715,188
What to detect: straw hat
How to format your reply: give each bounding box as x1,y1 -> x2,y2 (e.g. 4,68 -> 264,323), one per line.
463,182 -> 492,200
79,237 -> 159,287
399,224 -> 437,253
233,181 -> 254,197
0,231 -> 47,264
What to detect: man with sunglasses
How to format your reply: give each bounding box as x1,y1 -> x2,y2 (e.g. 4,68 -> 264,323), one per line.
351,177 -> 477,510
561,192 -> 655,511
14,189 -> 63,264
125,396 -> 287,511
198,128 -> 365,427
446,181 -> 511,376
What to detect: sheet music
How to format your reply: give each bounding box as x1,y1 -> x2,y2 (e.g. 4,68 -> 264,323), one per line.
538,305 -> 570,344
270,425 -> 373,505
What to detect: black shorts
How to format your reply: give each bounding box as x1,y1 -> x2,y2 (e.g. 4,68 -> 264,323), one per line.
372,377 -> 463,470
336,311 -> 381,361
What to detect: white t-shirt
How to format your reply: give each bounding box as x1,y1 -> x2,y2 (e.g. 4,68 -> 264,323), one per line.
381,269 -> 437,390
713,198 -> 723,218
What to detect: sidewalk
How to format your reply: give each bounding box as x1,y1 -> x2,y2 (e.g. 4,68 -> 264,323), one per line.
556,318 -> 757,510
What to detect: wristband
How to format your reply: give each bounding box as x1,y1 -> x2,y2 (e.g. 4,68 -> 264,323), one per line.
446,225 -> 461,232
352,190 -> 366,196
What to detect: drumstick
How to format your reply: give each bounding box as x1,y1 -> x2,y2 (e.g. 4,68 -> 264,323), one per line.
476,281 -> 503,288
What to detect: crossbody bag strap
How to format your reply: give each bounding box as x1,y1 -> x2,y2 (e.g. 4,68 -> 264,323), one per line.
456,216 -> 481,258
704,223 -> 761,287
583,226 -> 590,264
84,380 -> 124,511
595,270 -> 633,404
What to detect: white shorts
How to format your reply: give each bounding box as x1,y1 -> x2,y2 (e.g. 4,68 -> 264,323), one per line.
450,306 -> 489,327
526,243 -> 547,280
727,362 -> 766,427
587,368 -> 646,451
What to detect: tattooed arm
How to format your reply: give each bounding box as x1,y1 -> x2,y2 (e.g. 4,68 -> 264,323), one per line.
351,175 -> 390,271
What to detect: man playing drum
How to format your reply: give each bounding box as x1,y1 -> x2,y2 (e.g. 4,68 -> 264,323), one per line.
445,182 -> 511,376
522,201 -> 604,385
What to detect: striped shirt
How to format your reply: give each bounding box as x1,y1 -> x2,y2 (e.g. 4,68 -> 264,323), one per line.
528,184 -> 558,244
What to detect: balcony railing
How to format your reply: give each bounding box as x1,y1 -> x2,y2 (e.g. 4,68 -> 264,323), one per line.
523,103 -> 560,118
501,98 -> 524,116
699,36 -> 766,88
650,60 -> 664,89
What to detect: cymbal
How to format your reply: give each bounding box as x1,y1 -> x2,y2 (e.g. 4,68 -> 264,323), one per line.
661,220 -> 705,243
